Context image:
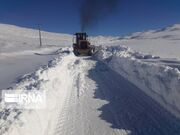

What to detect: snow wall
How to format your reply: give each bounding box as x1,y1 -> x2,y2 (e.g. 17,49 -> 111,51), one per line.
96,45 -> 180,119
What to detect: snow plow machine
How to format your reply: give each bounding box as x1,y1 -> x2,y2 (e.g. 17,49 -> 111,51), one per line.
73,33 -> 95,56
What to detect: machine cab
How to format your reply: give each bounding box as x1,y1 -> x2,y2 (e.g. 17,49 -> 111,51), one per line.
73,33 -> 90,49
73,32 -> 94,56
75,33 -> 88,42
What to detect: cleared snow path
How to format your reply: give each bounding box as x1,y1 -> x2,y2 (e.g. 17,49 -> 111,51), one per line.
4,53 -> 180,135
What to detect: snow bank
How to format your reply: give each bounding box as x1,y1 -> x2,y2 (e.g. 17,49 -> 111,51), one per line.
95,45 -> 180,118
0,48 -> 71,135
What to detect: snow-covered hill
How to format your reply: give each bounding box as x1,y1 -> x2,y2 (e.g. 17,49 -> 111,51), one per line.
99,24 -> 180,59
0,23 -> 72,53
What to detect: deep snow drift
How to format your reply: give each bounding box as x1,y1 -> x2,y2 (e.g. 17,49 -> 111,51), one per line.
95,45 -> 180,119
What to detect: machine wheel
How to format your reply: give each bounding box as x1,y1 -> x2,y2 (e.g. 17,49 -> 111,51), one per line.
73,50 -> 80,56
88,51 -> 92,56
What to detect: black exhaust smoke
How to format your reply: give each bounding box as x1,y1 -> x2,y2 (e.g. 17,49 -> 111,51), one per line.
80,0 -> 119,31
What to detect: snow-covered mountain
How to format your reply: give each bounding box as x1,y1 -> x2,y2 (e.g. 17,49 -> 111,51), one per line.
108,24 -> 180,59
123,24 -> 180,40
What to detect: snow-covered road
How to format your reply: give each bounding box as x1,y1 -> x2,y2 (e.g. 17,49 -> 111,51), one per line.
1,48 -> 180,135
6,52 -> 180,135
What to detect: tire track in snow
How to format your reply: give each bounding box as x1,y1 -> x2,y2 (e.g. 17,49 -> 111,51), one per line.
53,56 -> 82,135
52,56 -> 132,135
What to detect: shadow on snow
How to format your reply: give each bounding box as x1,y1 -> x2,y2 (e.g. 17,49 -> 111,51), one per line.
88,58 -> 180,135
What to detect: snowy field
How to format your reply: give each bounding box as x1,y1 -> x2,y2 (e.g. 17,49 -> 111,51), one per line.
0,23 -> 72,89
0,23 -> 180,135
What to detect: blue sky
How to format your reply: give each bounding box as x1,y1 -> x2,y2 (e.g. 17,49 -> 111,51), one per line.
0,0 -> 180,36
